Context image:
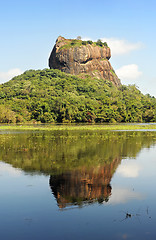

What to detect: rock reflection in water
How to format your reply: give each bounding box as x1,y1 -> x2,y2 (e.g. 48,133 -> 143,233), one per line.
49,157 -> 121,208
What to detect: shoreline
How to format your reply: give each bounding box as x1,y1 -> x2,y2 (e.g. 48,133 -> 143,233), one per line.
0,123 -> 156,131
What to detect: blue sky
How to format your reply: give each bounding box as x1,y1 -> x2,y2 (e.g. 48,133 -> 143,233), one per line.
1,0 -> 156,96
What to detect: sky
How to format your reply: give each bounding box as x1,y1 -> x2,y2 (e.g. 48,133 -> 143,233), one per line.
1,0 -> 156,96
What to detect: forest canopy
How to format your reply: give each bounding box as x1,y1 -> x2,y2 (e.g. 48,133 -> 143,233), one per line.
0,69 -> 155,123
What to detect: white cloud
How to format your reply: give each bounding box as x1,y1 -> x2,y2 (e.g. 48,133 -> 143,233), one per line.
101,38 -> 143,56
0,68 -> 23,84
116,64 -> 142,80
108,187 -> 143,205
116,161 -> 141,178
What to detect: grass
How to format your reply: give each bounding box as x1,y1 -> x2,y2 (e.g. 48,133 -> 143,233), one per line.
59,39 -> 83,50
0,123 -> 156,131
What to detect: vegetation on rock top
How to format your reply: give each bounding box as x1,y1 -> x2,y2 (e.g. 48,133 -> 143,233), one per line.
59,38 -> 109,50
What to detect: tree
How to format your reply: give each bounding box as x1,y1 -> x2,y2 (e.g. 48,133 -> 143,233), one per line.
96,39 -> 103,47
76,36 -> 81,40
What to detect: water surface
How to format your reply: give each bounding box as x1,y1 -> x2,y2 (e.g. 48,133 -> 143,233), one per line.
0,130 -> 156,239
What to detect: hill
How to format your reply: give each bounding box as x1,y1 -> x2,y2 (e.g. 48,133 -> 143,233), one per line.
0,68 -> 155,123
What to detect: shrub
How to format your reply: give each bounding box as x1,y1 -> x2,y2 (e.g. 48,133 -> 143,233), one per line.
87,40 -> 93,45
96,39 -> 103,47
82,41 -> 87,45
71,41 -> 75,46
103,42 -> 108,47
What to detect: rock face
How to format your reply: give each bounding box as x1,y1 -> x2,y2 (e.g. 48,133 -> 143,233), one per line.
50,157 -> 121,208
49,36 -> 121,87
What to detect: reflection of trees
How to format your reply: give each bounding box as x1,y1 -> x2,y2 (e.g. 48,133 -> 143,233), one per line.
50,157 -> 121,208
0,130 -> 156,175
0,130 -> 156,209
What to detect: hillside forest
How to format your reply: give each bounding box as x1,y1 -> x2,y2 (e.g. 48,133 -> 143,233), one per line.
0,69 -> 155,123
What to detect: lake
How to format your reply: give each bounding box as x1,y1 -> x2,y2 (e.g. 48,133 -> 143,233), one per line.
0,129 -> 156,239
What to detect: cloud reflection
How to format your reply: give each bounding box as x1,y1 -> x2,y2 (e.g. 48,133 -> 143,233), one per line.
0,162 -> 22,177
116,161 -> 141,178
109,187 -> 143,205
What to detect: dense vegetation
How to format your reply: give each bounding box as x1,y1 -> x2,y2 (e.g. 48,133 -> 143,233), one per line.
0,68 -> 155,123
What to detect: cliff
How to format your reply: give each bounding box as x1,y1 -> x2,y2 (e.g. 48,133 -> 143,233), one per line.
49,36 -> 121,87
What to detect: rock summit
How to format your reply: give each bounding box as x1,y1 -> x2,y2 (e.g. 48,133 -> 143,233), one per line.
49,36 -> 121,87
